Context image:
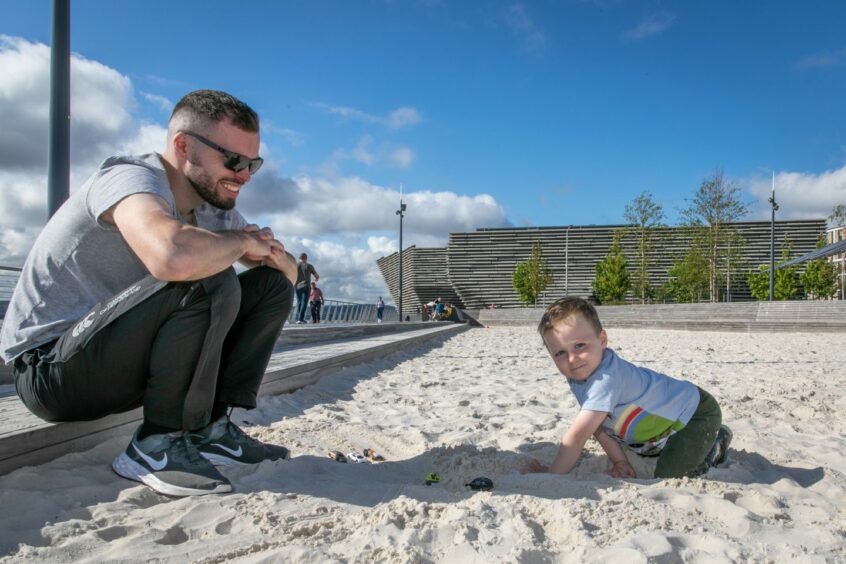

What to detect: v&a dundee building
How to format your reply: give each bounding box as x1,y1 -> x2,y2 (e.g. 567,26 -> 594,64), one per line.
377,219 -> 827,314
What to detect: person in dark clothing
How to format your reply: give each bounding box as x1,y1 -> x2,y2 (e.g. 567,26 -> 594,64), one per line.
376,296 -> 385,323
294,253 -> 319,324
1,90 -> 297,497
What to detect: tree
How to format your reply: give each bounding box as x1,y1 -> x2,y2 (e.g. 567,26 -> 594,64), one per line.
829,204 -> 846,227
680,170 -> 749,302
623,191 -> 665,303
512,242 -> 553,305
747,235 -> 799,300
664,245 -> 710,303
592,231 -> 630,304
800,236 -> 838,299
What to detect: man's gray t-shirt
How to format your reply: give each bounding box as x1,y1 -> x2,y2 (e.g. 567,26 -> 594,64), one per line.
0,153 -> 247,362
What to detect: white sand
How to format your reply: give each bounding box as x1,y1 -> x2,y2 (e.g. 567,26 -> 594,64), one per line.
1,327 -> 845,563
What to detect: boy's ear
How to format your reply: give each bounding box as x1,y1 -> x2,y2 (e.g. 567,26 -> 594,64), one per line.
599,329 -> 608,348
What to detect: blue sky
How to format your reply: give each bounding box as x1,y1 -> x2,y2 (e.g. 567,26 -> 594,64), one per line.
1,1 -> 845,302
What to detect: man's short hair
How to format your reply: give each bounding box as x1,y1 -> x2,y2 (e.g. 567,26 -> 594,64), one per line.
537,297 -> 603,336
170,90 -> 259,133
300,253 -> 308,260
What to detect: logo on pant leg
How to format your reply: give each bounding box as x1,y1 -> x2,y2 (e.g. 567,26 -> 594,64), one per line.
71,312 -> 97,338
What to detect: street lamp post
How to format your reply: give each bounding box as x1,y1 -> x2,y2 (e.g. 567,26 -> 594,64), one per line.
48,0 -> 71,217
396,198 -> 406,321
768,174 -> 779,301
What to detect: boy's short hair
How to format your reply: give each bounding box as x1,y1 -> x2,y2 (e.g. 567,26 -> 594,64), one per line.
170,90 -> 259,133
537,297 -> 603,336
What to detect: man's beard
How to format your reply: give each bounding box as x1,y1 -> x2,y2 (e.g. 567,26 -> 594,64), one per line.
187,168 -> 237,210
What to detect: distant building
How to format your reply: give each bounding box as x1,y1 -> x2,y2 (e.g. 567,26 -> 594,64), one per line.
376,246 -> 465,318
379,219 -> 828,309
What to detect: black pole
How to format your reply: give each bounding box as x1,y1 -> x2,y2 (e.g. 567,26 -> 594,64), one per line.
768,189 -> 778,301
48,0 -> 71,217
396,200 -> 406,321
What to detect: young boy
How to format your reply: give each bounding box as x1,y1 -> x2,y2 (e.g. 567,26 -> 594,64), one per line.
525,297 -> 732,479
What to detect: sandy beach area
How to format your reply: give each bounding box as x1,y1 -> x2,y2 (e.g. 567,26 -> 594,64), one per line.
1,326 -> 844,562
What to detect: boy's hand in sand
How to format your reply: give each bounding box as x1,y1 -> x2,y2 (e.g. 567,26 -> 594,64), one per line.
521,459 -> 549,474
607,460 -> 636,478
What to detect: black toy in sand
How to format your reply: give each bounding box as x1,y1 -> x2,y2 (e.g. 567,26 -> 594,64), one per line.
465,477 -> 494,491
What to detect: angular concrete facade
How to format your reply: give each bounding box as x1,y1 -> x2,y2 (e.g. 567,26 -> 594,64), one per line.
377,246 -> 465,318
379,220 -> 827,309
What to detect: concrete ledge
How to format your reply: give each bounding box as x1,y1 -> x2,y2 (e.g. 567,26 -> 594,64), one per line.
479,301 -> 846,332
0,322 -> 470,476
277,320 -> 453,346
262,323 -> 468,395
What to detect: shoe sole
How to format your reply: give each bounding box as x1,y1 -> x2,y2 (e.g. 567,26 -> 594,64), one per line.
112,453 -> 232,497
715,425 -> 733,466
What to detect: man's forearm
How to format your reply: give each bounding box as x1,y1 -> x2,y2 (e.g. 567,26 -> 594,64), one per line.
157,226 -> 250,281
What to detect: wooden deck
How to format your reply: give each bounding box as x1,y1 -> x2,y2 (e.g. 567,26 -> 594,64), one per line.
0,322 -> 469,475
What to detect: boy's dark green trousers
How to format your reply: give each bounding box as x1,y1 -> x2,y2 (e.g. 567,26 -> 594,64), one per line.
654,387 -> 722,478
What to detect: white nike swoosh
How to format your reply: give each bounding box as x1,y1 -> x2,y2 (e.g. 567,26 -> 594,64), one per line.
132,443 -> 168,471
211,443 -> 243,457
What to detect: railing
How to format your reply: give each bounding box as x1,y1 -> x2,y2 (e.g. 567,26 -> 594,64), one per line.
0,267 -> 22,317
288,298 -> 399,324
0,266 -> 396,325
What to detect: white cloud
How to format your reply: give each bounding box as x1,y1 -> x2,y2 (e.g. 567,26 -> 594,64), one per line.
367,236 -> 395,255
141,91 -> 172,112
329,136 -> 414,169
502,3 -> 547,53
260,175 -> 510,241
0,226 -> 42,265
389,147 -> 414,168
387,107 -> 422,129
0,35 -> 152,175
622,12 -> 676,41
747,164 -> 846,220
263,123 -> 306,146
794,47 -> 846,70
0,35 -> 508,304
350,136 -> 376,165
312,102 -> 422,129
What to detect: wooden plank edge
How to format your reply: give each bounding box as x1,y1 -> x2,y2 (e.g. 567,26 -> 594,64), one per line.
0,324 -> 470,475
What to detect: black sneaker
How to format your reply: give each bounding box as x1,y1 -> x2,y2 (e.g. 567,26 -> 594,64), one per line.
705,424 -> 733,468
112,428 -> 232,497
188,416 -> 291,466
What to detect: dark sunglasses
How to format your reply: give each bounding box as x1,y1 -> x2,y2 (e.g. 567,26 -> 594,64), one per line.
181,130 -> 264,174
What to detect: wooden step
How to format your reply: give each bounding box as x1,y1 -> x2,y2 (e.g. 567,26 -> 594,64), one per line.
0,323 -> 469,476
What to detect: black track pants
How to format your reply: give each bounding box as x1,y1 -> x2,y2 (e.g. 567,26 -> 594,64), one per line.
14,267 -> 293,431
